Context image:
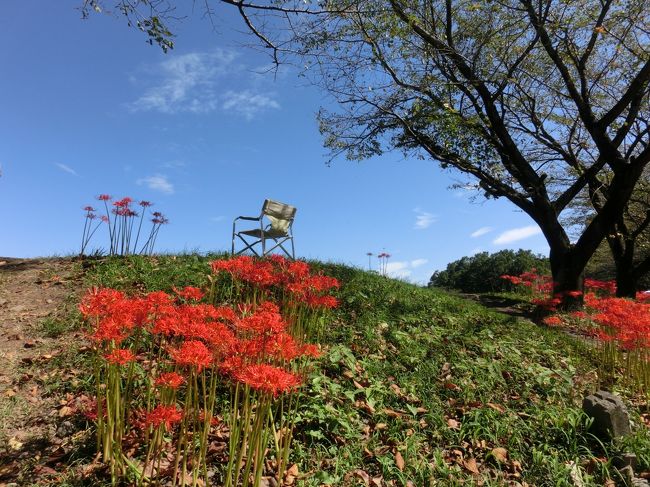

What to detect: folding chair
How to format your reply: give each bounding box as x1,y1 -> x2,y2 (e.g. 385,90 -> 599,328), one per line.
231,199 -> 297,259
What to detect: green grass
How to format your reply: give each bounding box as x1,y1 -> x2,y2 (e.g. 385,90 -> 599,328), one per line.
72,255 -> 650,485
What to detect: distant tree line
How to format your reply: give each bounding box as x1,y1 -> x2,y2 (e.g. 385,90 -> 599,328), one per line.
428,250 -> 550,293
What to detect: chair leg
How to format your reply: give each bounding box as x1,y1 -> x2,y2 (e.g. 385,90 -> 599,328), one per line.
235,234 -> 262,257
290,237 -> 295,259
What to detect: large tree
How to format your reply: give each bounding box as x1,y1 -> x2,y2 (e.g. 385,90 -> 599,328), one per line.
588,170 -> 650,296
86,0 -> 650,306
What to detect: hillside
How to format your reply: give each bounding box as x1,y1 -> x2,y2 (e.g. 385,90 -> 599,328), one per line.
0,255 -> 648,486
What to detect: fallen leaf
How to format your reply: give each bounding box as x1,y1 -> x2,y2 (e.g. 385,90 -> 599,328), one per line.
383,408 -> 406,418
487,402 -> 506,413
395,451 -> 405,471
8,437 -> 23,450
443,382 -> 461,391
447,418 -> 460,429
491,447 -> 508,463
464,457 -> 480,475
59,406 -> 74,417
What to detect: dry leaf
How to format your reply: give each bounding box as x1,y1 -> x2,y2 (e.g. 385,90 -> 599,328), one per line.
491,447 -> 508,463
464,457 -> 480,475
8,437 -> 23,451
443,382 -> 461,391
59,406 -> 74,417
447,418 -> 460,429
395,451 -> 405,471
383,408 -> 406,418
487,403 -> 505,413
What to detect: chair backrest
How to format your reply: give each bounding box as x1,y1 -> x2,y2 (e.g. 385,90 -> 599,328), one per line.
262,199 -> 297,234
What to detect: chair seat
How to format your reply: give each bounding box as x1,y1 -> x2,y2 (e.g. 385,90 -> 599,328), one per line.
239,228 -> 288,239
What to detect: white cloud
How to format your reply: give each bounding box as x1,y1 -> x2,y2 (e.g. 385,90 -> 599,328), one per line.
210,216 -> 226,223
471,226 -> 493,238
221,90 -> 280,120
384,258 -> 429,279
411,258 -> 428,268
55,163 -> 77,176
137,174 -> 174,195
129,50 -> 237,114
493,225 -> 542,245
413,208 -> 437,230
128,50 -> 280,120
386,261 -> 412,279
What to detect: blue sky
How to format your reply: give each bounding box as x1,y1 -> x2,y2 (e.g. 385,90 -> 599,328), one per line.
0,2 -> 549,283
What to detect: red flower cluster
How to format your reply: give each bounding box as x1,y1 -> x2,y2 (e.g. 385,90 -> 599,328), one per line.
500,269 -> 553,294
169,340 -> 214,372
210,255 -> 340,309
584,294 -> 650,350
234,364 -> 301,397
145,405 -> 183,430
155,372 -> 185,389
80,282 -> 322,395
104,348 -> 136,365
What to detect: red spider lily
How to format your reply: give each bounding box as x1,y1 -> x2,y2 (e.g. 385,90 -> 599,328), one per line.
636,291 -> 650,302
97,194 -> 112,201
198,409 -> 220,426
169,340 -> 213,372
585,278 -> 617,296
173,286 -> 205,302
84,206 -> 96,212
104,348 -> 136,365
113,197 -> 133,208
145,405 -> 183,431
79,287 -> 127,319
234,364 -> 302,397
139,200 -> 153,207
298,343 -> 321,358
236,301 -> 287,335
543,316 -> 563,326
100,215 -> 109,223
211,256 -> 278,287
155,372 -> 185,390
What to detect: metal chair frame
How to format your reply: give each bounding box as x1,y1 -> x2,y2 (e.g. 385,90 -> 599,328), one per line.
231,199 -> 297,259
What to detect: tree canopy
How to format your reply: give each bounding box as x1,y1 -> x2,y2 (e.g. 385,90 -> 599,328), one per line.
85,0 -> 650,305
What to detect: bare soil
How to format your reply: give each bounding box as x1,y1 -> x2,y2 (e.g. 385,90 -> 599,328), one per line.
0,258 -> 88,486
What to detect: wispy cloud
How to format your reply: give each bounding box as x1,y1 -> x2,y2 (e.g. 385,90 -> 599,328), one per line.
411,258 -> 428,268
210,216 -> 225,223
221,90 -> 280,120
55,163 -> 77,176
129,50 -> 280,120
386,261 -> 411,279
137,174 -> 174,195
471,226 -> 493,238
413,208 -> 437,230
129,50 -> 236,114
385,258 -> 429,279
493,225 -> 542,245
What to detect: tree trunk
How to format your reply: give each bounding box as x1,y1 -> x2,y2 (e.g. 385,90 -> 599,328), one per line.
549,247 -> 585,310
615,266 -> 637,298
607,233 -> 637,298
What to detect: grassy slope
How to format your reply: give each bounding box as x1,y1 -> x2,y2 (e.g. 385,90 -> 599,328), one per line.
77,255 -> 649,486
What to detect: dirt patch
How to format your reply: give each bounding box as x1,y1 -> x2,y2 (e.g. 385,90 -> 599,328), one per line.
0,258 -> 87,484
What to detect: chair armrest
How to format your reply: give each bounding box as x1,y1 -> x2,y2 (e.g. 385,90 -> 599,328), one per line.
234,215 -> 261,222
